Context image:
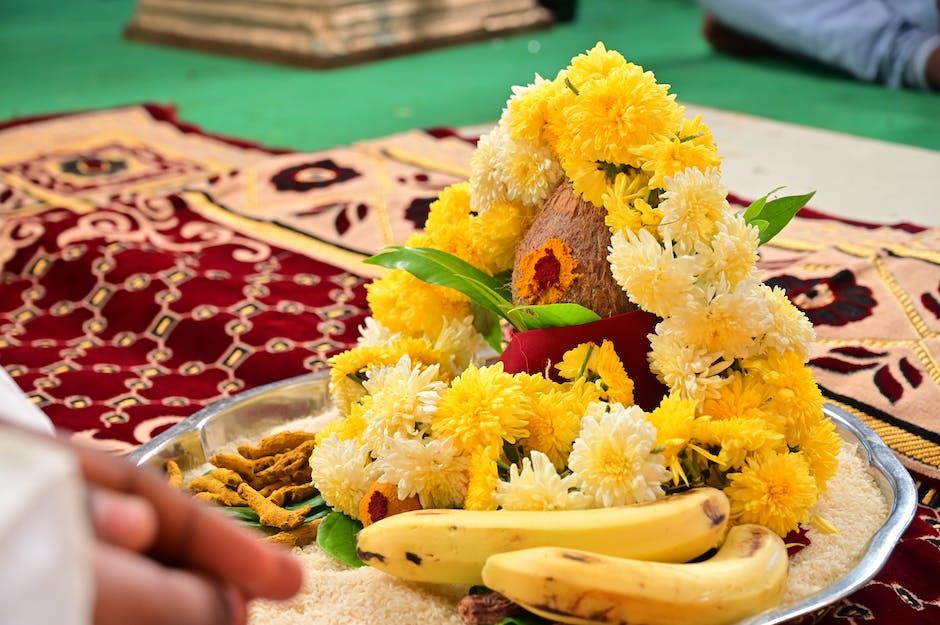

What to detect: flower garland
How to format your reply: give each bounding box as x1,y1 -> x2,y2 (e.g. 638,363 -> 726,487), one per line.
312,43 -> 842,538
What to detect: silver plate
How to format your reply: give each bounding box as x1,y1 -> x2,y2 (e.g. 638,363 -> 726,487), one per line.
130,372 -> 918,625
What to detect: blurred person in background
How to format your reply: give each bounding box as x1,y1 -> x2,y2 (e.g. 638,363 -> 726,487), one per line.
696,0 -> 940,90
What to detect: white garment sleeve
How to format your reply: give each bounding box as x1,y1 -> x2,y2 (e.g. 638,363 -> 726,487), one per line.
0,397 -> 93,624
0,368 -> 54,434
697,0 -> 940,89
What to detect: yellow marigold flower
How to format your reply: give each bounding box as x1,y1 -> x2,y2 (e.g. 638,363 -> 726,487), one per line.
473,199 -> 540,274
565,63 -> 682,167
433,362 -> 532,453
700,371 -> 771,423
464,444 -> 501,510
524,387 -> 588,470
514,238 -> 582,305
726,451 -> 819,537
648,393 -> 698,485
693,417 -> 786,470
366,269 -> 470,338
565,42 -> 627,88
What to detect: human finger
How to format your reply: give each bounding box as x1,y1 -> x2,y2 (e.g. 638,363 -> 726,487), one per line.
89,487 -> 159,552
92,541 -> 247,625
74,441 -> 303,600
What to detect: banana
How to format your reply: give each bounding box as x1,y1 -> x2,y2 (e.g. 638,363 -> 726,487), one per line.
480,523 -> 788,625
354,487 -> 729,585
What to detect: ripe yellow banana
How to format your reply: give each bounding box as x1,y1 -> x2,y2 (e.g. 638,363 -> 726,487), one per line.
481,523 -> 788,625
355,487 -> 729,585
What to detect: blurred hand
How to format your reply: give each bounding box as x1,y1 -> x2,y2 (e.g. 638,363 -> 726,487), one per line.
74,441 -> 304,625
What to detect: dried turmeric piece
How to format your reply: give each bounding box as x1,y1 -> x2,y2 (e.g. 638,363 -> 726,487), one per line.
209,452 -> 256,482
210,468 -> 245,489
165,459 -> 184,489
265,518 -> 323,548
268,482 -> 318,507
237,483 -> 311,531
255,439 -> 316,483
238,431 -> 317,459
193,491 -> 227,506
359,482 -> 422,527
189,474 -> 247,506
258,479 -> 292,497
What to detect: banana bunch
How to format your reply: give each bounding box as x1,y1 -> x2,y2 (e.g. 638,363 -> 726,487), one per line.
481,523 -> 789,625
355,487 -> 729,585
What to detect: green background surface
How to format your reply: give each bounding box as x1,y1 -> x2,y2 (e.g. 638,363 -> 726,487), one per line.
1,0 -> 938,152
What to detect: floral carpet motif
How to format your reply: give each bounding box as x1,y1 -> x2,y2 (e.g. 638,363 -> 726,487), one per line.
1,105 -> 938,623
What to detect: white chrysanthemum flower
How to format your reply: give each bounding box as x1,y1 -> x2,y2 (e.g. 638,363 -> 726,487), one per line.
494,450 -> 591,511
309,434 -> 379,520
356,316 -> 400,347
669,279 -> 771,359
359,355 -> 446,453
757,284 -> 816,359
608,227 -> 698,317
658,168 -> 729,249
497,137 -> 563,209
469,120 -> 512,214
648,320 -> 732,400
433,315 -> 489,379
568,402 -> 670,507
695,213 -> 760,288
375,434 -> 469,509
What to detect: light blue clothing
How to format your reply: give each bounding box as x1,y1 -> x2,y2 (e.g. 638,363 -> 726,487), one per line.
698,0 -> 940,89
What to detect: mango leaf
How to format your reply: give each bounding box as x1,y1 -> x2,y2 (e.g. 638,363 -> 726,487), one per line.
743,189 -> 815,245
365,247 -> 514,320
471,301 -> 504,352
317,511 -> 365,568
509,303 -> 601,330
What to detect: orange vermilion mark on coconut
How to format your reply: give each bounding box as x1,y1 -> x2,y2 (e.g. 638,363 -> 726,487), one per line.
515,238 -> 581,305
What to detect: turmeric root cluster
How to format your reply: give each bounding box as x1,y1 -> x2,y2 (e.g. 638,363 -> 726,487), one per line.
167,430 -> 322,547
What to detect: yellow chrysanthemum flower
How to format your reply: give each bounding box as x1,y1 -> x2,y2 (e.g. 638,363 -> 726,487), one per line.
745,351 -> 825,441
314,405 -> 368,446
725,451 -> 819,537
556,340 -> 634,406
473,199 -> 540,274
464,444 -> 501,510
560,152 -> 613,207
601,171 -> 661,236
366,269 -> 470,338
508,75 -> 563,148
647,393 -> 698,485
793,416 -> 842,492
564,63 -> 682,167
514,238 -> 582,305
524,387 -> 589,470
693,417 -> 786,470
564,42 -> 628,88
635,115 -> 721,189
433,362 -> 532,453
699,371 -> 771,423
423,182 -> 486,266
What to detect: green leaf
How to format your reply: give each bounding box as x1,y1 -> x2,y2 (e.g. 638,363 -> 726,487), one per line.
471,301 -> 504,352
743,189 -> 815,245
509,303 -> 601,330
365,247 -> 515,321
317,511 -> 366,568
